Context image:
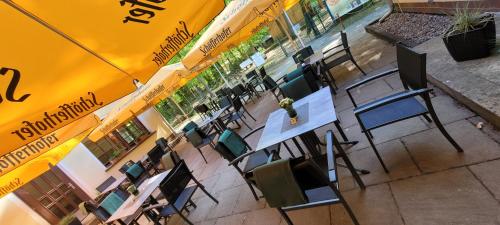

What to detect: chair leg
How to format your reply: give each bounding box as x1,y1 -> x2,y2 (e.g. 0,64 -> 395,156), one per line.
199,185 -> 219,204
334,120 -> 349,142
246,180 -> 260,201
282,141 -> 295,158
365,131 -> 389,173
172,205 -> 194,225
244,107 -> 257,121
422,113 -> 433,123
197,148 -> 208,163
339,196 -> 360,225
424,96 -> 463,152
350,57 -> 366,75
278,208 -> 294,225
240,118 -> 252,129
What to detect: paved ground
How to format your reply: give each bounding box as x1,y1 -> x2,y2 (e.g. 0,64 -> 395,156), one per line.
130,29 -> 500,225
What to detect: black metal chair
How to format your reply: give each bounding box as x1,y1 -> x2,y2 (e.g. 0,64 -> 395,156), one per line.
279,75 -> 316,101
193,103 -> 212,119
292,46 -> 314,63
118,160 -> 135,174
142,160 -> 218,225
322,31 -> 366,77
345,44 -> 463,173
258,67 -> 268,78
262,76 -> 282,101
95,176 -> 117,193
155,137 -> 172,152
214,127 -> 292,201
184,128 -> 216,163
232,83 -> 255,104
147,145 -> 166,174
253,154 -> 360,225
125,162 -> 149,186
222,96 -> 256,129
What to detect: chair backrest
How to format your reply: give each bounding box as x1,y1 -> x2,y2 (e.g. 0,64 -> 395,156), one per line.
159,160 -> 192,203
125,162 -> 145,181
118,160 -> 134,174
99,192 -> 125,215
254,157 -> 331,208
285,67 -> 304,82
263,76 -> 278,89
84,201 -> 111,222
185,128 -> 204,146
194,104 -> 210,114
231,84 -> 246,96
147,145 -> 164,165
155,137 -> 171,152
340,31 -> 349,49
182,121 -> 198,133
396,44 -> 427,90
218,95 -> 232,109
246,70 -> 258,79
253,159 -> 308,208
231,96 -> 244,112
292,46 -> 314,63
215,129 -> 248,162
258,67 -> 267,78
280,75 -> 314,101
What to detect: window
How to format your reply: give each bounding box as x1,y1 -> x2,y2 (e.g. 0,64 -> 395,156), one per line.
83,117 -> 150,166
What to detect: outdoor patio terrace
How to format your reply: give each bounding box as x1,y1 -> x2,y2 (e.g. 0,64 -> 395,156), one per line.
124,31 -> 500,225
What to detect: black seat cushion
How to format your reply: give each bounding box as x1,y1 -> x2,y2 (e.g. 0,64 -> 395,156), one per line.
356,94 -> 428,130
159,186 -> 198,217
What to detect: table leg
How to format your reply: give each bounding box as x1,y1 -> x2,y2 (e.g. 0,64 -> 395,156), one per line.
334,120 -> 358,145
331,133 -> 367,189
291,137 -> 306,156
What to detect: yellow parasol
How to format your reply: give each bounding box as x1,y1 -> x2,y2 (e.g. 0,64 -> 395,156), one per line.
0,116 -> 99,198
88,63 -> 198,141
0,0 -> 224,155
182,0 -> 284,70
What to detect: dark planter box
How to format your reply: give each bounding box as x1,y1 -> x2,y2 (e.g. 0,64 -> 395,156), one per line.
442,14 -> 496,62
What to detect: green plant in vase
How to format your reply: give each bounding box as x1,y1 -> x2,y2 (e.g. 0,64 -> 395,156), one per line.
279,98 -> 298,124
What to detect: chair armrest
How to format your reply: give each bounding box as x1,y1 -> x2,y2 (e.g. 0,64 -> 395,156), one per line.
228,150 -> 258,166
142,202 -> 168,212
345,68 -> 399,91
322,44 -> 343,54
242,125 -> 266,139
354,89 -> 432,115
323,47 -> 350,61
325,131 -> 336,175
345,68 -> 399,107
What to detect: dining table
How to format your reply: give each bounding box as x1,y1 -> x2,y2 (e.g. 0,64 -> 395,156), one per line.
256,87 -> 356,156
105,170 -> 171,224
197,105 -> 230,133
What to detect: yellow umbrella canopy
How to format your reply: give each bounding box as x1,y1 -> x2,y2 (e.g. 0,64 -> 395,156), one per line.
0,3 -> 136,155
6,0 -> 225,82
0,115 -> 99,198
182,0 -> 283,70
88,63 -> 197,141
0,0 -> 223,155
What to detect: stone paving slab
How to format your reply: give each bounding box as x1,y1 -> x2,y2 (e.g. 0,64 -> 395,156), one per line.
390,168 -> 500,225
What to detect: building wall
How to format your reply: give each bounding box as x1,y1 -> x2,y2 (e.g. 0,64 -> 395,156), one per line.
0,194 -> 50,225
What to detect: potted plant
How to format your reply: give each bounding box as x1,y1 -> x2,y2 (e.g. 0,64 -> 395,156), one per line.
279,98 -> 298,124
442,5 -> 496,61
58,214 -> 82,225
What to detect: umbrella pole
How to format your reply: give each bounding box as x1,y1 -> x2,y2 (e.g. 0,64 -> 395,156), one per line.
213,64 -> 231,88
168,97 -> 188,119
152,106 -> 177,135
282,10 -> 305,48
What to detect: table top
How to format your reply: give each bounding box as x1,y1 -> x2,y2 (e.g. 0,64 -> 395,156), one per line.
105,171 -> 170,223
256,87 -> 337,151
304,52 -> 325,65
198,105 -> 229,128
